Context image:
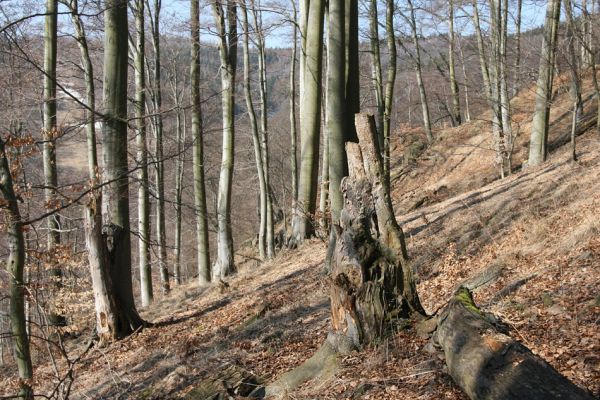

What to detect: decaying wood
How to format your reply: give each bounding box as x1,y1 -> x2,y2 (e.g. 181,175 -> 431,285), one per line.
330,114 -> 425,347
435,287 -> 595,400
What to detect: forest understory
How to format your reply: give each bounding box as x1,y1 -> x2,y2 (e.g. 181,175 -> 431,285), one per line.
4,79 -> 598,399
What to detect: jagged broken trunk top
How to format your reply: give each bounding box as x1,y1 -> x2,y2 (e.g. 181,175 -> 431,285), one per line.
330,114 -> 425,348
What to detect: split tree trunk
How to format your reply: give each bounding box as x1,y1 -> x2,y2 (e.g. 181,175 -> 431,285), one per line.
330,114 -> 425,347
435,288 -> 595,400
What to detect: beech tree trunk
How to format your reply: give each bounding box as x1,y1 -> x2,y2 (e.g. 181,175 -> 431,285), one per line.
43,0 -> 65,326
330,114 -> 425,347
290,0 -> 324,245
289,0 -> 298,207
435,288 -> 595,400
448,0 -> 461,126
212,0 -> 237,278
0,138 -> 34,399
528,0 -> 561,166
133,0 -> 153,307
101,0 -> 144,338
383,0 -> 396,187
191,0 -> 211,284
241,0 -> 268,259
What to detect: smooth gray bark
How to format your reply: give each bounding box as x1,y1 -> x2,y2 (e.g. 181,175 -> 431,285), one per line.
291,0 -> 324,244
290,0 -> 298,206
528,0 -> 561,166
383,0 -> 396,187
133,0 -> 153,307
448,0 -> 461,126
212,0 -> 237,278
0,138 -> 33,398
191,0 -> 211,284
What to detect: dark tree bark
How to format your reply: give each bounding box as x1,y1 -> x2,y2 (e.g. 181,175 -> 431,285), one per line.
330,114 -> 425,347
435,288 -> 595,400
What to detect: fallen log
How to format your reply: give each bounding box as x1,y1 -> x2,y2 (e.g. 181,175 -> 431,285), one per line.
434,287 -> 596,400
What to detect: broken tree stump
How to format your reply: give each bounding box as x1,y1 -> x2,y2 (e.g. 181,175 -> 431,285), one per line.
330,114 -> 426,347
435,287 -> 596,400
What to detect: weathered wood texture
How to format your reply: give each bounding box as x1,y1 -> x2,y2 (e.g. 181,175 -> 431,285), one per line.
330,114 -> 425,347
435,288 -> 595,400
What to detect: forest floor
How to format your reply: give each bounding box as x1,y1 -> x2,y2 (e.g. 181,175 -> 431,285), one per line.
2,76 -> 600,399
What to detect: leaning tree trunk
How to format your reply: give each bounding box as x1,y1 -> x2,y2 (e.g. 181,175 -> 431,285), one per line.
0,138 -> 34,399
435,288 -> 595,400
330,114 -> 425,347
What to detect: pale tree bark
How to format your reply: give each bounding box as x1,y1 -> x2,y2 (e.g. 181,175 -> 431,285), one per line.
289,0 -> 298,207
132,0 -> 153,307
250,0 -> 275,259
489,0 -> 506,177
43,0 -> 65,326
290,0 -> 324,245
241,0 -> 268,259
528,0 -> 561,166
580,0 -> 600,132
406,0 -> 433,142
457,35 -> 471,122
564,0 -> 583,161
512,0 -> 523,97
168,61 -> 185,285
191,0 -> 211,284
498,0 -> 513,174
212,0 -> 238,278
382,0 -> 396,187
290,0 -> 299,206
368,0 -> 384,147
147,0 -> 170,294
448,0 -> 461,126
101,0 -> 145,338
0,139 -> 33,399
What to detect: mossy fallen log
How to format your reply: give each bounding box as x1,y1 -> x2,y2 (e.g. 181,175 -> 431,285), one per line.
434,287 -> 596,400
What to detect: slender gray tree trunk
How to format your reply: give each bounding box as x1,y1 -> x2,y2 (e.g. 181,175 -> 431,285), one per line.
191,0 -> 211,284
564,0 -> 583,161
290,0 -> 299,208
528,0 -> 561,166
499,0 -> 513,174
170,70 -> 185,285
290,0 -> 324,244
148,0 -> 170,294
251,1 -> 275,259
368,0 -> 384,147
383,0 -> 396,187
406,0 -> 432,142
513,0 -> 523,97
448,0 -> 461,126
212,0 -> 238,278
43,0 -> 65,326
457,35 -> 471,122
0,139 -> 33,399
241,0 -> 267,259
133,0 -> 153,307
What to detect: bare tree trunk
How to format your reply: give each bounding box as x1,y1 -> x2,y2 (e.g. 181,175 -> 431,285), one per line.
212,0 -> 238,278
383,0 -> 396,187
448,0 -> 461,126
564,0 -> 583,162
43,0 -> 65,326
241,0 -> 267,259
173,106 -> 185,284
0,138 -> 33,399
368,0 -> 384,147
512,0 -> 523,97
147,0 -> 170,294
291,0 -> 324,245
457,35 -> 471,122
251,0 -> 275,259
290,0 -> 299,209
406,0 -> 433,142
133,0 -> 153,307
191,0 -> 211,283
528,0 -> 561,166
499,0 -> 513,174
101,0 -> 145,336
